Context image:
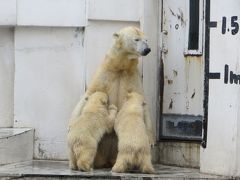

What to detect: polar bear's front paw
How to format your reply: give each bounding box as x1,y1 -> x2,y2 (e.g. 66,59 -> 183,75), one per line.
108,104 -> 118,112
149,137 -> 155,148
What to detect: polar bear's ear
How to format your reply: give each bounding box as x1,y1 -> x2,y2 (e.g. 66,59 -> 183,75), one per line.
113,32 -> 120,39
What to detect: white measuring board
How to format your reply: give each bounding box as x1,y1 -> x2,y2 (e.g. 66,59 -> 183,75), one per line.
200,0 -> 240,176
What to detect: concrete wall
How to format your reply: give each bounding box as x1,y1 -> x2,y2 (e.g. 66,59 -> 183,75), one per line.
158,142 -> 200,168
0,28 -> 14,127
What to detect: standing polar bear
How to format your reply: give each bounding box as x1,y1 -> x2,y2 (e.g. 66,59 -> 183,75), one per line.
70,27 -> 154,171
113,92 -> 154,173
68,92 -> 118,171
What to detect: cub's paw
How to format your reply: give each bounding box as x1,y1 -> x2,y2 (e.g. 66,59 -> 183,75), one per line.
148,137 -> 156,148
108,104 -> 118,112
141,165 -> 155,174
69,162 -> 77,170
112,165 -> 126,173
77,161 -> 92,172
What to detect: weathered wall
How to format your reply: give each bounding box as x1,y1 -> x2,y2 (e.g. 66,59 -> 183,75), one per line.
0,28 -> 14,127
157,0 -> 202,168
158,142 -> 200,168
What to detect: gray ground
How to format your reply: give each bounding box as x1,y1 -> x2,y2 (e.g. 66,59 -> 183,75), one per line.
0,160 -> 229,180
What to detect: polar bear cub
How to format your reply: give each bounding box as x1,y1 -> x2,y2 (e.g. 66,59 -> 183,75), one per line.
112,92 -> 154,173
67,92 -> 118,171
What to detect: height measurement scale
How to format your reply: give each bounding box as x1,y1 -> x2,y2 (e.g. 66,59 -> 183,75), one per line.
201,0 -> 240,175
208,15 -> 240,84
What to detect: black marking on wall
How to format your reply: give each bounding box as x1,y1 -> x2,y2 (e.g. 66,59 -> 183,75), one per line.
222,17 -> 227,34
203,0 -> 210,149
224,64 -> 240,84
208,64 -> 240,85
230,71 -> 240,84
208,72 -> 221,79
224,64 -> 229,84
221,16 -> 239,35
209,21 -> 217,28
169,99 -> 173,109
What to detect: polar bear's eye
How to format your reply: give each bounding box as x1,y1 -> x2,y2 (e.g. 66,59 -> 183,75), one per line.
134,38 -> 140,42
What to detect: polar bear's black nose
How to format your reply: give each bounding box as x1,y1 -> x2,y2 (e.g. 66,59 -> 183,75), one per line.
142,48 -> 151,56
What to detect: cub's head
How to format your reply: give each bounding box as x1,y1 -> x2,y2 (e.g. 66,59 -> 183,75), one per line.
113,27 -> 151,57
126,92 -> 144,102
89,92 -> 108,106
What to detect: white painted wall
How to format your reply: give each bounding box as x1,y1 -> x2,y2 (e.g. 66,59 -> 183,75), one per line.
14,27 -> 85,159
0,0 -> 16,25
200,0 -> 240,176
17,0 -> 86,27
88,0 -> 140,21
141,0 -> 159,140
0,28 -> 14,127
238,89 -> 240,176
0,0 -> 86,27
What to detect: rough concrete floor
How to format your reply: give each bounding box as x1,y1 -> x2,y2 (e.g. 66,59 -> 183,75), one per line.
0,160 -> 228,180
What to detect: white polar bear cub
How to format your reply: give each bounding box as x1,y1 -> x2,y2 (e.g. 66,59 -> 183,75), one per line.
68,92 -> 118,171
112,92 -> 154,173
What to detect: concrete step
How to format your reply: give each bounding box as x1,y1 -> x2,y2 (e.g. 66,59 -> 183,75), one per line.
0,160 -> 227,179
0,128 -> 34,165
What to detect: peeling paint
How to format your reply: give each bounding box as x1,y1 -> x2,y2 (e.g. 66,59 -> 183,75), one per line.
169,99 -> 173,109
186,100 -> 190,110
173,70 -> 178,77
168,7 -> 185,26
178,8 -> 185,26
38,143 -> 47,159
168,79 -> 173,85
169,8 -> 176,17
191,89 -> 196,99
175,24 -> 179,30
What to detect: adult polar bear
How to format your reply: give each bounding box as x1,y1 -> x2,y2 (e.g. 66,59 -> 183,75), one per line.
71,26 -> 154,169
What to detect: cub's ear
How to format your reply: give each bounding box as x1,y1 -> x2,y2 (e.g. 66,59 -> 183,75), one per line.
113,32 -> 120,39
100,98 -> 108,106
126,93 -> 132,100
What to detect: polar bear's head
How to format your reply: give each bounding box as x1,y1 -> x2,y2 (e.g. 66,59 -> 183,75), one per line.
113,27 -> 151,57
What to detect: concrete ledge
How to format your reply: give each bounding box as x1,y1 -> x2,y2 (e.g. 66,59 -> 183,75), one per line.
0,128 -> 34,165
0,160 -> 226,179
